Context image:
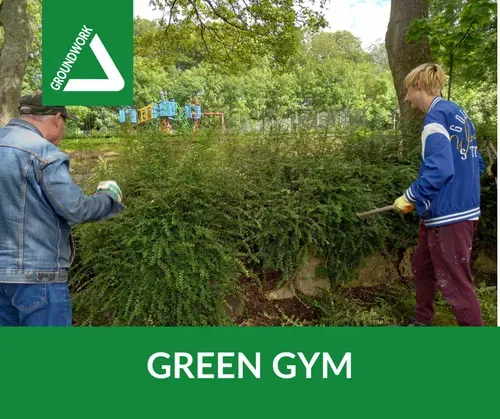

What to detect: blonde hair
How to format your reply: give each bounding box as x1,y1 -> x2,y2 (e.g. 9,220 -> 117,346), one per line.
404,63 -> 446,96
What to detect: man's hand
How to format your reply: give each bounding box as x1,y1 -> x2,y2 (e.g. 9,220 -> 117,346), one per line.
97,181 -> 123,204
393,195 -> 414,214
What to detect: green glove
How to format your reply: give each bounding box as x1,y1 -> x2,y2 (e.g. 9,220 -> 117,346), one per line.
97,181 -> 122,204
393,195 -> 414,214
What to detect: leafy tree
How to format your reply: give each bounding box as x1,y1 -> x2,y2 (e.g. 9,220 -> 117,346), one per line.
148,0 -> 327,70
408,0 -> 497,99
0,0 -> 327,123
368,40 -> 390,72
134,56 -> 170,107
453,81 -> 497,139
309,31 -> 370,63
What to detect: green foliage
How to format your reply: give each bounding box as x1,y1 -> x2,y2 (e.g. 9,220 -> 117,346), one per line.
6,1 -> 496,327
475,174 -> 497,260
70,107 -> 119,132
453,81 -> 497,140
407,0 -> 497,97
20,0 -> 42,93
59,137 -> 127,153
368,42 -> 390,72
313,281 -> 496,326
130,16 -> 399,129
148,0 -> 327,70
134,56 -> 170,107
474,284 -> 497,326
308,31 -> 370,63
313,282 -> 415,326
70,131 -> 422,325
15,2 -> 401,134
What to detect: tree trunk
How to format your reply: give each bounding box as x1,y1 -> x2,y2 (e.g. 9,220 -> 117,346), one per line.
386,0 -> 431,150
0,0 -> 32,126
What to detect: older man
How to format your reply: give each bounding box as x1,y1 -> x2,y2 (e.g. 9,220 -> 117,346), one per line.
0,93 -> 124,326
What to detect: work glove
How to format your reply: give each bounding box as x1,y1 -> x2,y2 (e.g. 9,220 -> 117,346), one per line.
97,181 -> 123,204
393,195 -> 414,214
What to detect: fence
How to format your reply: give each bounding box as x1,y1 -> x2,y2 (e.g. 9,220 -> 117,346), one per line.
226,109 -> 398,133
63,108 -> 399,138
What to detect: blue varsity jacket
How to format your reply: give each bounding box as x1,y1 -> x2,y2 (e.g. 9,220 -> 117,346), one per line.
404,97 -> 485,227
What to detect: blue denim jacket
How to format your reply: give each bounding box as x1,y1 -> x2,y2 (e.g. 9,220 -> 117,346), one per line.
0,119 -> 124,283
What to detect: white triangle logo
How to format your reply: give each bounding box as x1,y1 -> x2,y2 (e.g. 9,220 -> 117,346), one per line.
64,34 -> 125,92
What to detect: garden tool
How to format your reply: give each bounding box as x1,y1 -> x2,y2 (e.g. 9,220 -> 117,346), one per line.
356,205 -> 394,218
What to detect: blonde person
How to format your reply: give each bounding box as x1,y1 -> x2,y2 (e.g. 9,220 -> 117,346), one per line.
393,63 -> 485,326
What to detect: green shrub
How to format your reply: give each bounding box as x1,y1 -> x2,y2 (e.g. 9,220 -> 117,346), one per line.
70,131 -> 495,326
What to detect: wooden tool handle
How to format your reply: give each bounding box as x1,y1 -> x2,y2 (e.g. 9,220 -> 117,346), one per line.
356,205 -> 394,218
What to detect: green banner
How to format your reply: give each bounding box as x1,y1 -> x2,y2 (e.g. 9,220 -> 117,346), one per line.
0,328 -> 498,417
42,0 -> 133,105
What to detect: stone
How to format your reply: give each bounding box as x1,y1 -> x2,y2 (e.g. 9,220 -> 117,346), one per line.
399,247 -> 415,279
294,278 -> 331,296
224,295 -> 245,319
292,249 -> 330,296
348,254 -> 400,287
266,284 -> 296,300
294,249 -> 327,282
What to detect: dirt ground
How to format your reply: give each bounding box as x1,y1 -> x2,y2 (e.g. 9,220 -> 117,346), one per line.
235,273 -> 319,326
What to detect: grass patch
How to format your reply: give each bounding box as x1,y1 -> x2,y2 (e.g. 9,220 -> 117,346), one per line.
59,137 -> 129,153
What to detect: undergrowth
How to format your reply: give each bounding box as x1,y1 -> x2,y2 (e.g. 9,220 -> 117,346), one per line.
69,130 -> 496,326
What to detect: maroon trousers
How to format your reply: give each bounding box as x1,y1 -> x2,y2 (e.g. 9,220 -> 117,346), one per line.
412,219 -> 484,326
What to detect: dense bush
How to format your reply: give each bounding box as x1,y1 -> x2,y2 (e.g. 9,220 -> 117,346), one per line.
69,131 -> 495,326
475,174 -> 497,260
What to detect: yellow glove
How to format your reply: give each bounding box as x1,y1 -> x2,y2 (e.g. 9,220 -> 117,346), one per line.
393,195 -> 414,214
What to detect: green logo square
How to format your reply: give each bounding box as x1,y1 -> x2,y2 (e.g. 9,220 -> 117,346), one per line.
42,0 -> 133,106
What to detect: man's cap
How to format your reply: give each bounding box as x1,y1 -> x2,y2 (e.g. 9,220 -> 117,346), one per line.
19,93 -> 78,121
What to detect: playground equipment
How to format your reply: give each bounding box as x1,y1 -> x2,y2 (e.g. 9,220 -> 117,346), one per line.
118,98 -> 225,134
119,107 -> 138,124
119,100 -> 179,133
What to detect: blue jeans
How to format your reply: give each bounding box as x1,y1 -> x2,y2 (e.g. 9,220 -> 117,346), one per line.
0,283 -> 72,326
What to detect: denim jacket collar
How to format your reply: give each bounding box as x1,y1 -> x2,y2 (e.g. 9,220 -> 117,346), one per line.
7,118 -> 44,137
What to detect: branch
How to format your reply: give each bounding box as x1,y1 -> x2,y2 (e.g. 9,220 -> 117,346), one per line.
155,0 -> 177,57
188,0 -> 230,64
189,0 -> 212,54
163,0 -> 179,34
203,0 -> 250,32
227,1 -> 248,26
187,0 -> 238,65
241,0 -> 259,24
455,14 -> 479,50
